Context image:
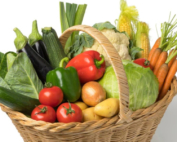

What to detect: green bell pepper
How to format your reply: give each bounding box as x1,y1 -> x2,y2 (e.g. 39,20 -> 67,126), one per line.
46,57 -> 81,102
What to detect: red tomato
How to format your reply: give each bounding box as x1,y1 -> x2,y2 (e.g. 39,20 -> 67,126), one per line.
39,84 -> 63,107
133,58 -> 152,70
56,102 -> 83,123
31,105 -> 56,123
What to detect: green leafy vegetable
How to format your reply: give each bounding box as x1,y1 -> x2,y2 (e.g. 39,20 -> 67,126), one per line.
0,52 -> 4,63
7,52 -> 17,70
5,53 -> 43,99
130,47 -> 143,60
59,2 -> 87,54
0,77 -> 11,90
93,22 -> 118,32
99,60 -> 159,111
128,39 -> 142,60
0,52 -> 17,78
67,21 -> 122,59
68,33 -> 94,58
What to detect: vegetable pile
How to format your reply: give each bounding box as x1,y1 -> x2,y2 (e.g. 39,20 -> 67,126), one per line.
0,0 -> 177,123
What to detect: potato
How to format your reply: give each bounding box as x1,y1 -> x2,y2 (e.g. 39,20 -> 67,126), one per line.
74,102 -> 88,110
94,98 -> 119,118
82,107 -> 103,122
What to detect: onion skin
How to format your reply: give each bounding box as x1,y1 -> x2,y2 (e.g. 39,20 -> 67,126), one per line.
82,81 -> 106,106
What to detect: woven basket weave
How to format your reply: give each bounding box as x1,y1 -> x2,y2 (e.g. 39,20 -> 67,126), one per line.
0,25 -> 177,142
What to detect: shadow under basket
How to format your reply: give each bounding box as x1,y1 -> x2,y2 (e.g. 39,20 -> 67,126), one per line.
1,25 -> 177,142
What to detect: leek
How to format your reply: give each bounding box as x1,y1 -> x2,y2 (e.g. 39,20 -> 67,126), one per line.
59,2 -> 87,54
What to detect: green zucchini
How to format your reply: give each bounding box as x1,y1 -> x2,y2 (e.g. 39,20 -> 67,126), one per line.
0,86 -> 40,115
42,27 -> 67,68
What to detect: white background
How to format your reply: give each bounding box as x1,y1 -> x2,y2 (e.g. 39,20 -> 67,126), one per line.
0,0 -> 177,141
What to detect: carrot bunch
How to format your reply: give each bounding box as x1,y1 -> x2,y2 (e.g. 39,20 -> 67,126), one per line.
156,49 -> 177,99
148,14 -> 177,100
154,33 -> 177,75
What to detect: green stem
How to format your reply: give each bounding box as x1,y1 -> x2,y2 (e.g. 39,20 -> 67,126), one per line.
164,32 -> 177,51
166,48 -> 177,63
94,55 -> 104,68
44,82 -> 53,88
144,59 -> 150,66
160,41 -> 169,49
28,20 -> 42,46
63,102 -> 75,115
59,57 -> 69,67
159,14 -> 177,50
13,28 -> 28,51
42,27 -> 52,34
35,106 -> 47,115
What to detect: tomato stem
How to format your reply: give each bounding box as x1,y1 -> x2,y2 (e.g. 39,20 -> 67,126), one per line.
44,82 -> 53,88
144,59 -> 150,66
35,106 -> 47,115
63,102 -> 75,115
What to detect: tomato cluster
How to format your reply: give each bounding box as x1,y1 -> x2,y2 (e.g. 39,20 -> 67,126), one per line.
31,84 -> 83,123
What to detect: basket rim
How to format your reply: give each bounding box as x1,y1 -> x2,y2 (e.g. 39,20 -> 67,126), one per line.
1,78 -> 176,134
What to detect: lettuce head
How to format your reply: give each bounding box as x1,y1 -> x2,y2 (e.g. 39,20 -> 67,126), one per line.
99,60 -> 159,111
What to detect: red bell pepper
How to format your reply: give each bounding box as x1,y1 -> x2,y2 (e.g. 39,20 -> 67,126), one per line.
66,50 -> 105,84
133,58 -> 152,70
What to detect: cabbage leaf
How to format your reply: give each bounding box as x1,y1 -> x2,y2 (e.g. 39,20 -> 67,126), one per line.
5,53 -> 43,99
99,60 -> 159,111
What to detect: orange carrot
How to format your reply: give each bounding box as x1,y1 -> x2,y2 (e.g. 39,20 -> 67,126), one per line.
148,37 -> 161,61
168,50 -> 177,68
150,48 -> 162,70
153,51 -> 168,75
156,63 -> 169,92
158,59 -> 177,100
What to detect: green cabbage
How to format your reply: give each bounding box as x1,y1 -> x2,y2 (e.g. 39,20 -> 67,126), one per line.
99,60 -> 159,111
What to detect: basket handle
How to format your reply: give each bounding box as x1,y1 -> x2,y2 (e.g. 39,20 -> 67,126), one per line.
59,25 -> 132,123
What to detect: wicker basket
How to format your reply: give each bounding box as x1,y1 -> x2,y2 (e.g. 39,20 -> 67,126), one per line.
0,25 -> 177,142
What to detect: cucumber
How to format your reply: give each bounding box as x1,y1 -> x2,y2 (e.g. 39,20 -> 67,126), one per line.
0,86 -> 40,115
42,27 -> 67,68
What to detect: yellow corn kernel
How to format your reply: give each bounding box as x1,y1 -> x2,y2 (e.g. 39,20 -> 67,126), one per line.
119,15 -> 132,39
141,33 -> 150,59
135,22 -> 150,59
117,0 -> 139,39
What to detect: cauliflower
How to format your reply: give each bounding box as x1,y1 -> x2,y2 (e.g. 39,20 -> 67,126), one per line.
83,29 -> 131,66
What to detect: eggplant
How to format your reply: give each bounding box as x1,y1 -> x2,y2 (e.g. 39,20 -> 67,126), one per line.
14,28 -> 53,84
31,40 -> 50,63
28,20 -> 50,63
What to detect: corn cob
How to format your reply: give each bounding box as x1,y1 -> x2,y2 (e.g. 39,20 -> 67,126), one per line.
135,21 -> 150,59
117,0 -> 139,39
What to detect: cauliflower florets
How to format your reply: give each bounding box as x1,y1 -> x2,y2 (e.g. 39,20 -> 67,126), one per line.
83,29 -> 131,66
